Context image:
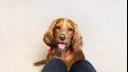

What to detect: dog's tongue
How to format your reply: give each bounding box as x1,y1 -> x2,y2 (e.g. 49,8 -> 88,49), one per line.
58,44 -> 66,49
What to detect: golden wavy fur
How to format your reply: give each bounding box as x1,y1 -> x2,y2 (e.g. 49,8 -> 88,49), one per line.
34,18 -> 85,69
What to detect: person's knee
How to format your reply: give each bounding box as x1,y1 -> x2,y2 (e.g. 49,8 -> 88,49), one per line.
50,58 -> 62,62
73,60 -> 96,69
48,58 -> 64,64
42,58 -> 68,72
74,60 -> 91,66
70,60 -> 96,72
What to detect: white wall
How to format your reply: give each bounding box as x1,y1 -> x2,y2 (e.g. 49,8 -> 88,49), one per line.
0,0 -> 127,72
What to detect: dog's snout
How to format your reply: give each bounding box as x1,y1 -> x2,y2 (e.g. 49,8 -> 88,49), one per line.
59,34 -> 66,41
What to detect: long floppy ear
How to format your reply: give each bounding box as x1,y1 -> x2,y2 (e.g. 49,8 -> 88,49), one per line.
72,24 -> 83,52
43,20 -> 57,47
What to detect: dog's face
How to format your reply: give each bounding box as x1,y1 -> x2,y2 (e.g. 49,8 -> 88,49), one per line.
53,19 -> 74,51
43,18 -> 83,52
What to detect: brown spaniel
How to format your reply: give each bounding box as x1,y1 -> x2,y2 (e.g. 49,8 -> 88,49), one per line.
34,18 -> 85,69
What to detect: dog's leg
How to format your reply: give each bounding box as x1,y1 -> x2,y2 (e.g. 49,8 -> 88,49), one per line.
34,59 -> 46,66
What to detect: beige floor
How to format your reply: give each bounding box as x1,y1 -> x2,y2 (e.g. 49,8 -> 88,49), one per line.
0,0 -> 127,72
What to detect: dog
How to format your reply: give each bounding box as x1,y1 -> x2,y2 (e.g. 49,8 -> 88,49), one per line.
34,18 -> 85,70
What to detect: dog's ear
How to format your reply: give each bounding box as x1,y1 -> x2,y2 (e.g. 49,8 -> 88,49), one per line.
71,24 -> 83,52
43,20 -> 57,47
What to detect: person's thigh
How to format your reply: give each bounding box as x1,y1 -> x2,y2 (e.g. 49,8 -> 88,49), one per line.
42,58 -> 68,72
69,60 -> 96,72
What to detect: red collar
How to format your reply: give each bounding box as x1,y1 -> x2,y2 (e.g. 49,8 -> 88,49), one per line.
48,48 -> 72,59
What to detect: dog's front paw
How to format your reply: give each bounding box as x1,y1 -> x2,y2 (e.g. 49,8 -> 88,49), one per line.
33,62 -> 41,66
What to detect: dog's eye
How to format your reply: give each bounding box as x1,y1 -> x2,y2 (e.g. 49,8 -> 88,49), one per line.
68,28 -> 73,32
55,26 -> 61,29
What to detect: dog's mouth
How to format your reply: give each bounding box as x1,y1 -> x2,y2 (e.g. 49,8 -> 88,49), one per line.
57,43 -> 66,51
58,44 -> 66,49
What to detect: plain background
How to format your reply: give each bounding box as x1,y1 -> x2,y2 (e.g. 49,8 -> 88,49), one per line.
0,0 -> 127,72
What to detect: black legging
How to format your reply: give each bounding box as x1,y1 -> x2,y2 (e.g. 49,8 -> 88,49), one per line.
42,58 -> 96,72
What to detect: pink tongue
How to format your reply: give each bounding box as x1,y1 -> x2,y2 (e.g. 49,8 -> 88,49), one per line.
58,44 -> 66,49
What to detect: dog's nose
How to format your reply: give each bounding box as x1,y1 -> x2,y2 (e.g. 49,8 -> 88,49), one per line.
59,34 -> 66,41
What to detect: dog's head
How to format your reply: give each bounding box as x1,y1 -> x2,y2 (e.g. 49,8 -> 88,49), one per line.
43,18 -> 83,52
